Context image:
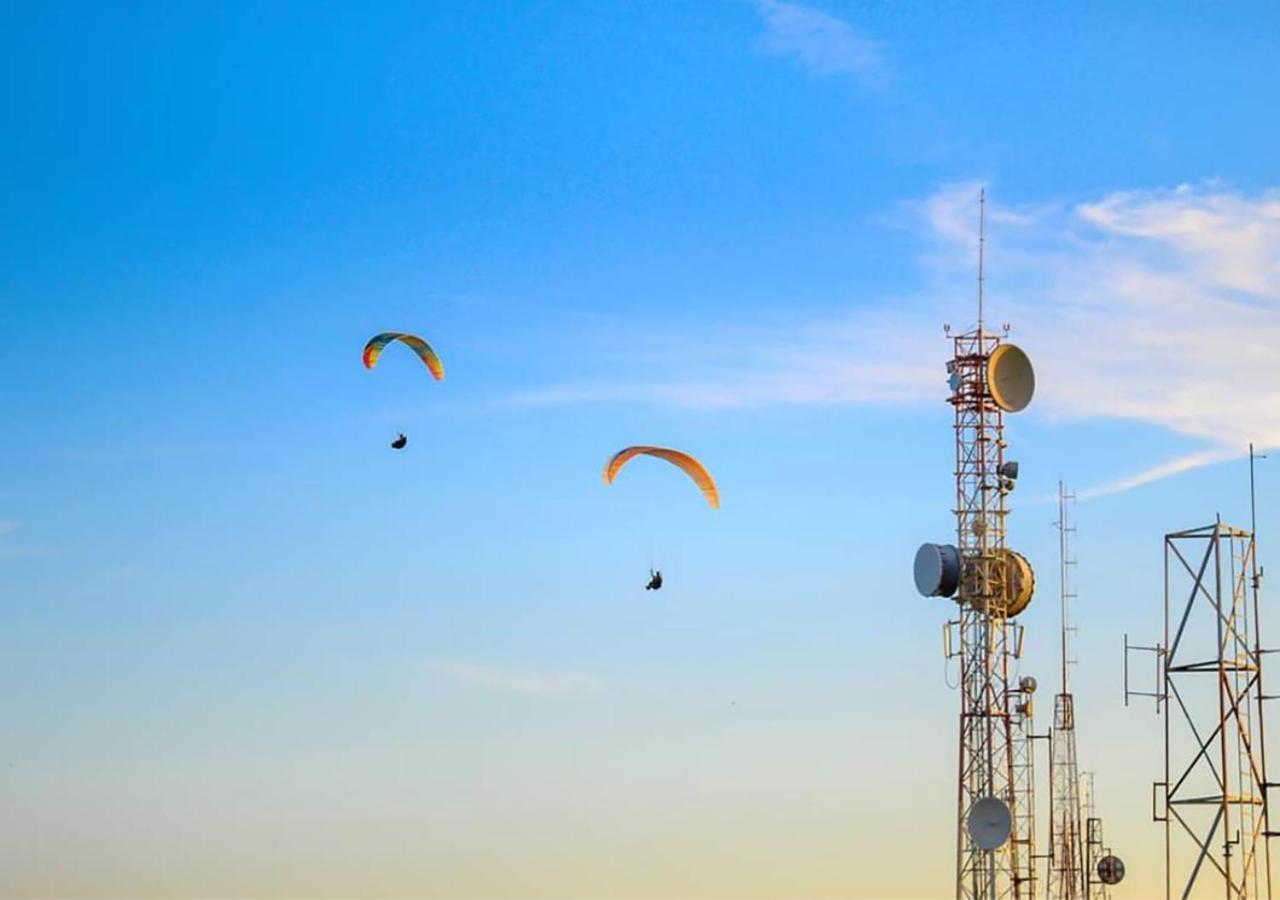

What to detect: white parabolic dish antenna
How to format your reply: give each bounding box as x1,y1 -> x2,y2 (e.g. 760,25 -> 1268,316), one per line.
987,343 -> 1035,413
967,796 -> 1012,850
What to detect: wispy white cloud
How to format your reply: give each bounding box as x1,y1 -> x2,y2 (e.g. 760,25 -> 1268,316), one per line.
1076,448 -> 1245,500
1077,184 -> 1280,296
753,0 -> 888,89
517,181 -> 1280,497
435,660 -> 604,697
509,309 -> 939,410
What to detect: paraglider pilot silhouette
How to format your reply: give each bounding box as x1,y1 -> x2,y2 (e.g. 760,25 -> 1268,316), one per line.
363,332 -> 442,454
602,446 -> 719,593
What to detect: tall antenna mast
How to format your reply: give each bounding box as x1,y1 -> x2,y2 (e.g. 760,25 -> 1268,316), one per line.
1059,481 -> 1074,695
1252,443 -> 1263,556
1250,442 -> 1274,898
1048,482 -> 1085,899
977,188 -> 986,335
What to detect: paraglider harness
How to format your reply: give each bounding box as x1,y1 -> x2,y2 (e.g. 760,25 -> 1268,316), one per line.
645,569 -> 663,591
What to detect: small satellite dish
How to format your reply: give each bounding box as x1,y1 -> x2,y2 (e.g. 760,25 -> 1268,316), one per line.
1097,855 -> 1125,885
915,543 -> 961,597
1019,675 -> 1038,694
987,343 -> 1035,413
967,796 -> 1012,850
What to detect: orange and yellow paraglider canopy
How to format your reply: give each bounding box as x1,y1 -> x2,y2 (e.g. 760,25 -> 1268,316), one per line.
362,332 -> 444,380
603,446 -> 719,509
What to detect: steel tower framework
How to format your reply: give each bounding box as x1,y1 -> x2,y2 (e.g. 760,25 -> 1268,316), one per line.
1128,518 -> 1273,898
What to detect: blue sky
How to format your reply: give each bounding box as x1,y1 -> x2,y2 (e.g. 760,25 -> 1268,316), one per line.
3,2 -> 1280,896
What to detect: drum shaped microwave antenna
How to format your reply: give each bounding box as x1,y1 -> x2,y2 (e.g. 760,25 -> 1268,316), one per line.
1097,855 -> 1125,885
967,795 -> 1012,850
957,548 -> 1035,616
987,343 -> 1035,413
915,542 -> 961,597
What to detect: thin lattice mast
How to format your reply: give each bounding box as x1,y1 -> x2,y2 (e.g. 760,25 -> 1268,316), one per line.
1048,482 -> 1085,899
915,190 -> 1039,900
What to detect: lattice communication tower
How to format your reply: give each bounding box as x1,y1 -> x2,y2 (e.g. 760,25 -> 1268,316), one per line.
915,191 -> 1039,900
